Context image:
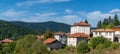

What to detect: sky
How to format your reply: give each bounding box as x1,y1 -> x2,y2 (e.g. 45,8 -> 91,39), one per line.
1,0 -> 120,27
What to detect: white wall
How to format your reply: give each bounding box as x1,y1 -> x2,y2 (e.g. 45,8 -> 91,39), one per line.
54,35 -> 67,44
93,32 -> 115,41
115,31 -> 120,42
71,26 -> 90,35
54,35 -> 60,41
67,37 -> 77,47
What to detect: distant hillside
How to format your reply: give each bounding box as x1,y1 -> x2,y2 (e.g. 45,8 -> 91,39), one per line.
10,21 -> 71,33
0,20 -> 40,40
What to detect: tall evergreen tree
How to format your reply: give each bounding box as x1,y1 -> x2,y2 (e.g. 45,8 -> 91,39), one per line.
113,14 -> 119,26
85,19 -> 88,24
108,16 -> 113,23
97,20 -> 102,28
103,18 -> 109,25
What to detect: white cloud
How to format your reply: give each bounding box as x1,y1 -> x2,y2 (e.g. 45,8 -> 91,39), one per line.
65,9 -> 73,14
77,9 -> 120,26
86,11 -> 112,20
54,15 -> 81,24
22,12 -> 81,24
1,8 -> 120,26
16,0 -> 71,6
110,9 -> 120,14
22,12 -> 57,22
0,9 -> 27,21
1,9 -> 25,18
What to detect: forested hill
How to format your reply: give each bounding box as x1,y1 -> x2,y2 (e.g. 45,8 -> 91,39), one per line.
0,20 -> 40,40
10,21 -> 71,33
0,20 -> 96,40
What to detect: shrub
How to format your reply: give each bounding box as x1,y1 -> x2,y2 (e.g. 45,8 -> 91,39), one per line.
96,44 -> 105,50
89,36 -> 111,49
14,35 -> 49,54
110,42 -> 119,49
103,40 -> 111,48
77,41 -> 89,54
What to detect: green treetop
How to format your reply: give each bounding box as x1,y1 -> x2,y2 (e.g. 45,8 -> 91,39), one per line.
113,14 -> 119,26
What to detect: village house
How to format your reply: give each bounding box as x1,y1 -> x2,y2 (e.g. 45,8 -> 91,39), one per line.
0,38 -> 13,43
67,22 -> 90,47
112,25 -> 120,42
44,21 -> 91,48
70,22 -> 90,34
93,29 -> 115,42
43,38 -> 64,51
67,33 -> 88,47
54,32 -> 67,44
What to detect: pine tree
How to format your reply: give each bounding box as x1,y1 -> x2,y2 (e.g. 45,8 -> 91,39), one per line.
113,14 -> 119,26
103,18 -> 109,25
108,16 -> 113,23
97,20 -> 102,28
85,19 -> 88,24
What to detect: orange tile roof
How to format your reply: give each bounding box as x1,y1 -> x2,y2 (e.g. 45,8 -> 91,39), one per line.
72,22 -> 90,26
68,33 -> 88,38
43,38 -> 56,44
93,29 -> 115,32
36,34 -> 45,39
112,27 -> 120,31
54,32 -> 65,35
1,38 -> 13,43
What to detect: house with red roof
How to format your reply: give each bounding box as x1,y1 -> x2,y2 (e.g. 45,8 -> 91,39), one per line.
67,21 -> 90,47
93,29 -> 115,42
44,21 -> 90,48
1,38 -> 13,43
54,32 -> 67,44
71,21 -> 90,34
43,38 -> 64,51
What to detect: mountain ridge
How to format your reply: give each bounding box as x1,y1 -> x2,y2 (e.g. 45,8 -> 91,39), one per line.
10,21 -> 71,33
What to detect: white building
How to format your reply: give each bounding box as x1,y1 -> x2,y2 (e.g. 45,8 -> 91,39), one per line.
93,29 -> 115,42
67,33 -> 88,47
67,22 -> 90,47
54,32 -> 67,44
112,26 -> 120,42
71,22 -> 90,34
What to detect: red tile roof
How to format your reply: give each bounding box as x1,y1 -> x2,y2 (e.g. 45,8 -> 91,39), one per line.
93,29 -> 115,32
72,22 -> 90,26
68,33 -> 88,38
112,27 -> 120,31
1,38 -> 13,43
43,38 -> 56,44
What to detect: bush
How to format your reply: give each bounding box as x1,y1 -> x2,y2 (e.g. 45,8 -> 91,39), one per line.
77,41 -> 89,54
14,35 -> 49,54
89,36 -> 111,49
96,44 -> 105,50
110,42 -> 119,49
103,40 -> 111,48
1,42 -> 16,54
